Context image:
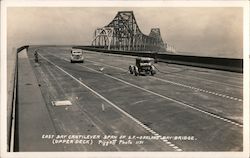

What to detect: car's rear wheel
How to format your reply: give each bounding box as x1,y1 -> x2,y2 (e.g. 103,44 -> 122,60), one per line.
150,71 -> 155,76
150,66 -> 156,76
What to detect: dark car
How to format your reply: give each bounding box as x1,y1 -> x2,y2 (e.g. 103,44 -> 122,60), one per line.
129,57 -> 156,76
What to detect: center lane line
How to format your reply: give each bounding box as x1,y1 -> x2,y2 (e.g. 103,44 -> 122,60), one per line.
38,53 -> 183,152
83,50 -> 243,88
46,53 -> 243,128
86,58 -> 242,102
49,52 -> 242,101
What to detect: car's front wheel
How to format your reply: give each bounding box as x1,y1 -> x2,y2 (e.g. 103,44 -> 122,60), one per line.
129,65 -> 134,74
134,66 -> 139,76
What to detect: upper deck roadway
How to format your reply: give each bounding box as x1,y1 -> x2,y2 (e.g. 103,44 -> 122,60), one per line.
16,46 -> 243,152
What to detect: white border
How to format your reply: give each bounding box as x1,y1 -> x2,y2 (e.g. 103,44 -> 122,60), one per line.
243,1 -> 250,156
1,1 -> 8,158
1,1 -> 249,158
2,0 -> 250,7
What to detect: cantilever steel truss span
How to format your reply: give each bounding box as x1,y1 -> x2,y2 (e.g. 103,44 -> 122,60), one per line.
92,11 -> 166,52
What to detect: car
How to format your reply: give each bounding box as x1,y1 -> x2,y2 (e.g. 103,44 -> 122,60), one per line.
70,49 -> 84,63
129,57 -> 156,76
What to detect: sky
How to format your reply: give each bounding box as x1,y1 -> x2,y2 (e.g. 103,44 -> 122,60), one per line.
7,7 -> 243,58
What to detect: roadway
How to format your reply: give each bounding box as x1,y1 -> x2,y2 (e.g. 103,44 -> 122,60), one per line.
17,46 -> 243,151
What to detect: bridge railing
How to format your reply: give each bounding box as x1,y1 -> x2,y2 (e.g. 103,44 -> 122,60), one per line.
74,46 -> 243,73
7,45 -> 29,152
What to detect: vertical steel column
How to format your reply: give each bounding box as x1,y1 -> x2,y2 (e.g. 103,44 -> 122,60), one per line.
92,11 -> 167,52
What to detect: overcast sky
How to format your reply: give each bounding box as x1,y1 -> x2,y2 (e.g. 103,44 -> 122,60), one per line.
7,7 -> 243,58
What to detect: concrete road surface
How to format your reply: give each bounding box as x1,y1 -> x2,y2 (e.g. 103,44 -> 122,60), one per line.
16,46 -> 243,152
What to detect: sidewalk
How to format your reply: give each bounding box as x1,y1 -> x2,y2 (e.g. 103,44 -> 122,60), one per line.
17,49 -> 58,151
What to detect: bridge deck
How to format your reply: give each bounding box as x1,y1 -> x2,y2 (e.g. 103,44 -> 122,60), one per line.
16,46 -> 243,151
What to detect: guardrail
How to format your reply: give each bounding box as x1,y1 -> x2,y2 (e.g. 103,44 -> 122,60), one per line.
74,46 -> 243,73
8,45 -> 29,152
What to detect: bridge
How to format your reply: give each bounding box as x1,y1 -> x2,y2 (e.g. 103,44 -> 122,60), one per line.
6,11 -> 244,155
7,45 -> 243,153
91,11 -> 166,52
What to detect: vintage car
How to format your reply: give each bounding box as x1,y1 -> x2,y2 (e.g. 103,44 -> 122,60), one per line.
129,57 -> 156,76
70,49 -> 84,63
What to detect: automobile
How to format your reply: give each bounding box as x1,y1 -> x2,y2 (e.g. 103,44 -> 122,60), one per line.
129,57 -> 156,76
70,49 -> 84,63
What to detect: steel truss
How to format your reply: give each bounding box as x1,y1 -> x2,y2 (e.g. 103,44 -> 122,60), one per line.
92,11 -> 166,52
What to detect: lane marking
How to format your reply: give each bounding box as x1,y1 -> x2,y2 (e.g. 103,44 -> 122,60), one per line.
52,51 -> 242,89
84,58 -> 243,102
102,68 -> 243,128
52,51 -> 240,100
154,59 -> 242,81
152,77 -> 242,102
38,53 -> 182,151
173,73 -> 243,89
101,104 -> 105,112
83,50 -> 243,87
131,100 -> 148,105
187,69 -> 242,82
46,53 -> 243,127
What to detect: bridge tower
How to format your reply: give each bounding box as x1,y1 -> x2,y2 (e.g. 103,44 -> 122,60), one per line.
92,11 -> 166,52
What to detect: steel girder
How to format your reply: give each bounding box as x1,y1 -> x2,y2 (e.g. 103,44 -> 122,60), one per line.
92,11 -> 166,52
